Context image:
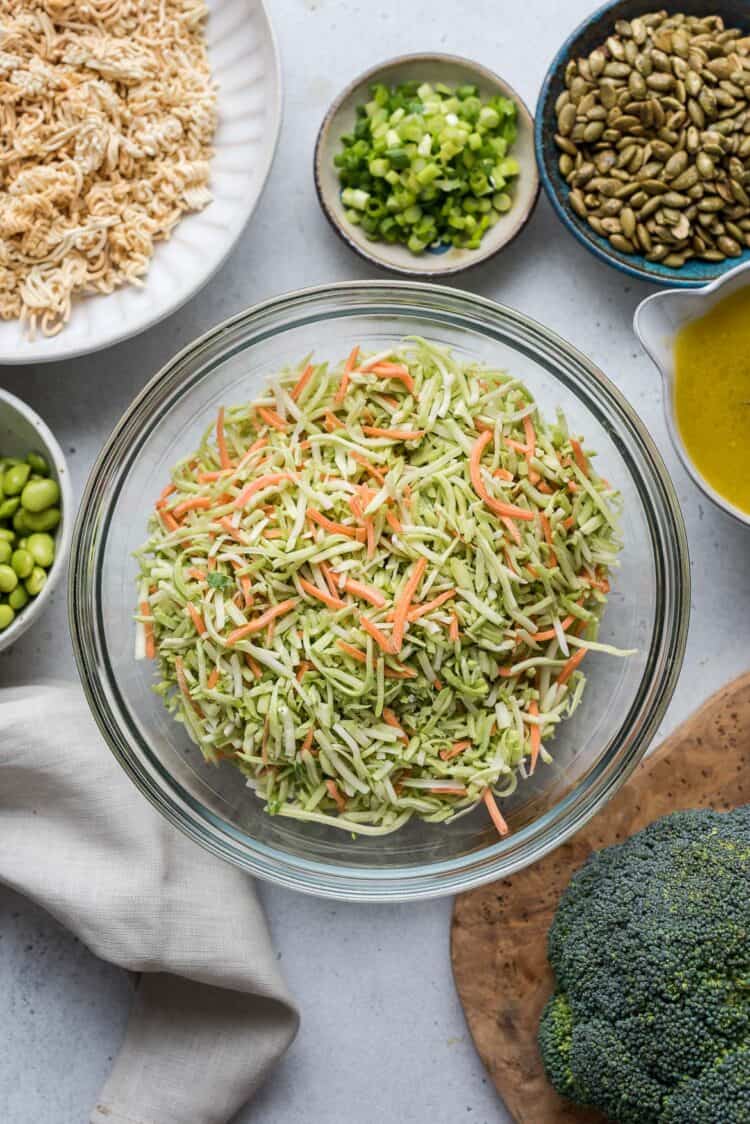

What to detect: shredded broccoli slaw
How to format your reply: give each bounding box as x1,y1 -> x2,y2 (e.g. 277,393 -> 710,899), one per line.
135,339 -> 629,837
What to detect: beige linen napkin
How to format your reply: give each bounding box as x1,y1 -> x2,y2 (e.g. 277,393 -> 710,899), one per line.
1,682 -> 298,1124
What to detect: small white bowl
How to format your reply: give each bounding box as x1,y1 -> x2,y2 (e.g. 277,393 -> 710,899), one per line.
634,259 -> 750,529
0,390 -> 73,652
314,53 -> 539,277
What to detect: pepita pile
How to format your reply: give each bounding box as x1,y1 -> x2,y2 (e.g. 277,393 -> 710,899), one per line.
555,10 -> 750,266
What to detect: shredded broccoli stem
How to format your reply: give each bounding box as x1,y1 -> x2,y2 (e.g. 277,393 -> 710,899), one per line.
135,339 -> 628,836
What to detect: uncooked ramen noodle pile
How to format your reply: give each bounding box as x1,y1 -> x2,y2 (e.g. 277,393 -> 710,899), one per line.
0,0 -> 218,337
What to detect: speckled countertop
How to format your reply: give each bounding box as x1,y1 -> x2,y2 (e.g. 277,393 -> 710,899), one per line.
2,0 -> 749,1120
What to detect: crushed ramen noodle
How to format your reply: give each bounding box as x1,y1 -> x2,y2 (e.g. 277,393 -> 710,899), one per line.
0,0 -> 218,337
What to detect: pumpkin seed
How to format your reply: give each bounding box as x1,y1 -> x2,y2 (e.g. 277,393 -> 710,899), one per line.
609,233 -> 635,252
717,234 -> 742,255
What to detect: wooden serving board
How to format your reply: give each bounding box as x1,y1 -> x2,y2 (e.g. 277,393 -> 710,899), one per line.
451,671 -> 750,1124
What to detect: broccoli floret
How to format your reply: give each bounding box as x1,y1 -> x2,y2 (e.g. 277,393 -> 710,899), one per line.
538,807 -> 750,1123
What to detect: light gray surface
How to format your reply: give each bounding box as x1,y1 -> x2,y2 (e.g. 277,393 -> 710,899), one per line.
1,0 -> 748,1121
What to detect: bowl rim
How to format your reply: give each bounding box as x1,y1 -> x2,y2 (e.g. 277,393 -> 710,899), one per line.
69,279 -> 691,901
0,388 -> 73,653
313,52 -> 540,278
534,0 -> 750,289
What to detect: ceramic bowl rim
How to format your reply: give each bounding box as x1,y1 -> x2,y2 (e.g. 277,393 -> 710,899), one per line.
0,389 -> 73,653
313,52 -> 540,278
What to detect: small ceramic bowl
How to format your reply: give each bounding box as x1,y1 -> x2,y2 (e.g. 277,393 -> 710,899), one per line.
0,390 -> 73,653
536,0 -> 750,288
314,53 -> 539,277
634,257 -> 750,526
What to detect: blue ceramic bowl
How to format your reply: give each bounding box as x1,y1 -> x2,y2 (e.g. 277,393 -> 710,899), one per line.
535,0 -> 750,288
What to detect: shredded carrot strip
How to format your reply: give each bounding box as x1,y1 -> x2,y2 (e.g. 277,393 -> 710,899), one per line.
350,450 -> 385,483
359,614 -> 394,653
299,577 -> 345,610
538,481 -> 553,494
140,601 -> 155,659
319,562 -> 342,599
333,345 -> 360,405
156,483 -> 176,507
570,438 -> 588,476
361,426 -> 425,441
557,646 -> 587,685
291,363 -> 314,402
523,414 -> 536,465
336,640 -> 368,663
218,517 -> 247,543
326,779 -> 347,813
563,515 -> 575,530
384,664 -> 417,680
529,470 -> 541,486
301,729 -> 315,754
256,405 -> 288,431
172,495 -> 213,519
369,364 -> 416,395
391,556 -> 427,650
245,653 -> 262,678
469,431 -> 535,522
483,788 -> 510,836
501,515 -> 522,545
528,700 -> 541,774
385,510 -> 403,535
205,668 -> 220,690
226,599 -> 298,644
344,577 -> 386,608
449,610 -> 460,642
159,508 -> 179,533
382,708 -> 409,744
233,472 -> 297,509
493,467 -> 514,481
216,407 -> 232,470
187,603 -> 206,635
429,784 -> 468,795
324,411 -> 343,432
527,614 -> 575,643
296,660 -> 312,682
540,513 -> 557,566
307,507 -> 366,541
187,567 -> 206,582
406,588 -> 456,622
504,436 -> 528,454
440,739 -> 472,762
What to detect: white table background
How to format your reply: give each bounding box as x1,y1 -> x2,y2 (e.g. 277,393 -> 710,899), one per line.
2,0 -> 749,1120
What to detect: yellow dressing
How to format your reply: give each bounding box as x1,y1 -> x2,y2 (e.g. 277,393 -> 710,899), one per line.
674,285 -> 750,515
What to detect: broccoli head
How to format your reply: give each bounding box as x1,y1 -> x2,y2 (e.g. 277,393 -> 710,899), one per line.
538,806 -> 750,1123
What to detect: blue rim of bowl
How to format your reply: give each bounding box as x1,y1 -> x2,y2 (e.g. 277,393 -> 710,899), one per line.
69,281 -> 690,902
535,0 -> 750,289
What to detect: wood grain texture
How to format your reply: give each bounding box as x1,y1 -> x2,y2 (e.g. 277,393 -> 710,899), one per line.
451,671 -> 750,1124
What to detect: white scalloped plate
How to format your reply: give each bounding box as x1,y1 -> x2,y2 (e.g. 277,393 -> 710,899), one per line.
1,0 -> 282,365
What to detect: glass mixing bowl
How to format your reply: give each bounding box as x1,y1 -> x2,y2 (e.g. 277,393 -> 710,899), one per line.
70,282 -> 689,901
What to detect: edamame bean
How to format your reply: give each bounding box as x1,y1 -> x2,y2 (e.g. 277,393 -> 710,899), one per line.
12,508 -> 30,534
0,497 -> 20,520
11,548 -> 33,579
27,533 -> 55,568
8,586 -> 28,611
26,452 -> 48,475
22,507 -> 60,532
0,529 -> 15,543
25,566 -> 46,596
21,477 -> 59,513
0,564 -> 18,593
3,462 -> 30,496
0,541 -> 10,565
0,604 -> 15,630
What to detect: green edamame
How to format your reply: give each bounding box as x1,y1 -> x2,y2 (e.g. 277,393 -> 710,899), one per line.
0,564 -> 18,593
0,528 -> 15,543
22,507 -> 60,532
12,508 -> 30,534
21,477 -> 59,513
0,541 -> 11,565
0,604 -> 15,630
11,549 -> 33,579
8,586 -> 28,611
0,497 -> 20,520
26,452 -> 49,475
25,566 -> 46,597
3,462 -> 30,496
27,533 -> 55,568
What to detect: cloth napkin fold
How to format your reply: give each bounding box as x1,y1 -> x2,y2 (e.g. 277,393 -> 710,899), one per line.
1,682 -> 298,1124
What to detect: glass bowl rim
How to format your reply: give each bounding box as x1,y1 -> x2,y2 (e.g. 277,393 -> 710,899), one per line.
69,279 -> 690,902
